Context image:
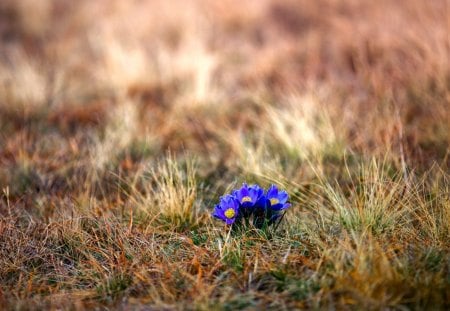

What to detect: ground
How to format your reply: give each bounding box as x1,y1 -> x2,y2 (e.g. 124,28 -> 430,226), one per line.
0,0 -> 449,310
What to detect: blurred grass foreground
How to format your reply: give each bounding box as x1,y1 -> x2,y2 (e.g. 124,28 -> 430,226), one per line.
0,0 -> 448,310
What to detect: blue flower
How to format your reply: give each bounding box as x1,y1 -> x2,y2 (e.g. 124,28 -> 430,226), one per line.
212,183 -> 291,228
233,183 -> 266,209
266,184 -> 290,211
212,194 -> 240,225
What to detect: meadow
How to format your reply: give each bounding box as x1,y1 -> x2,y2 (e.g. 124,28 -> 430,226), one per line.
0,0 -> 448,309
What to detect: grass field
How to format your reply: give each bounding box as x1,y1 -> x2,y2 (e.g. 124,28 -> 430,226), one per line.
0,0 -> 449,309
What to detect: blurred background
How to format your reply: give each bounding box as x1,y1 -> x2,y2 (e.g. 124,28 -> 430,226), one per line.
0,0 -> 448,190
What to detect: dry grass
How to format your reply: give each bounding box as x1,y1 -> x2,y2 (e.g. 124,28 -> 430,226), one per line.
0,0 -> 449,310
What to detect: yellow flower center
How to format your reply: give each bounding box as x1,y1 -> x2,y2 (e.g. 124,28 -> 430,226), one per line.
270,198 -> 280,205
241,196 -> 252,203
224,208 -> 236,219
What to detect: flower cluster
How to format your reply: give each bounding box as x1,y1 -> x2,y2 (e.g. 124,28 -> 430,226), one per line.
212,183 -> 291,228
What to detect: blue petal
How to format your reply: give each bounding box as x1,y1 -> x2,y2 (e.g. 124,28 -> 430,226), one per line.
278,191 -> 289,203
212,210 -> 226,221
225,217 -> 236,225
267,184 -> 278,197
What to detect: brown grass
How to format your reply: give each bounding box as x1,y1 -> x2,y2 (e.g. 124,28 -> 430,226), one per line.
0,0 -> 448,309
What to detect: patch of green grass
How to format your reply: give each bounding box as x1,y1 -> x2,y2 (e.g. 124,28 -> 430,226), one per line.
222,248 -> 244,273
96,273 -> 132,300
